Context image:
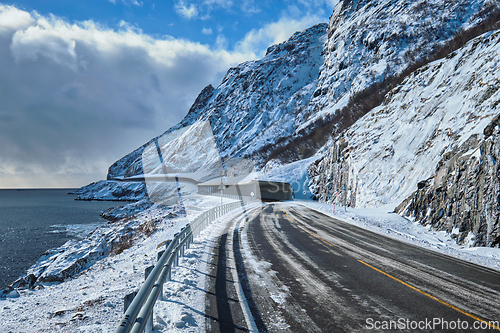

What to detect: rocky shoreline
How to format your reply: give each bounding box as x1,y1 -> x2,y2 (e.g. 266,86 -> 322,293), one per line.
0,202 -> 182,299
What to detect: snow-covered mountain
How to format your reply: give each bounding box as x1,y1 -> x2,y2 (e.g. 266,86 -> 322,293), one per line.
107,23 -> 328,180
75,0 -> 500,247
269,0 -> 499,163
104,0 -> 497,184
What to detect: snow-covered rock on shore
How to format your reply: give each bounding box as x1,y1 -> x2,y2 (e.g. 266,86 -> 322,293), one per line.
71,180 -> 147,201
0,204 -> 183,298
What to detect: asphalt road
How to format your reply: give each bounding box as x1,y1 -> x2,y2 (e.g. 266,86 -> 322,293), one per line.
207,202 -> 500,332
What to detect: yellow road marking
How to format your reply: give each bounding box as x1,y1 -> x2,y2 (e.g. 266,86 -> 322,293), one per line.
281,208 -> 335,248
358,259 -> 500,331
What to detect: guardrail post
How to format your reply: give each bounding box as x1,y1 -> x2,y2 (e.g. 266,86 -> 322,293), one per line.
166,265 -> 172,282
144,266 -> 154,333
124,291 -> 138,313
157,250 -> 165,261
192,222 -> 198,238
156,251 -> 165,301
145,265 -> 154,280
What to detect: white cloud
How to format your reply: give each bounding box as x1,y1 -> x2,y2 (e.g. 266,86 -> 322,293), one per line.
175,1 -> 199,19
11,20 -> 79,71
108,0 -> 144,6
236,13 -> 327,56
215,34 -> 228,49
202,0 -> 233,8
201,27 -> 213,35
0,5 -> 255,188
0,5 -> 35,32
175,0 -> 259,21
240,0 -> 260,14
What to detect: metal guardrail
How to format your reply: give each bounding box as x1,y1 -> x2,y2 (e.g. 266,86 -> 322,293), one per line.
115,200 -> 252,333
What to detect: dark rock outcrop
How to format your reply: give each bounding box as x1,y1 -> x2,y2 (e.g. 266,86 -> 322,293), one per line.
396,121 -> 500,247
308,140 -> 357,207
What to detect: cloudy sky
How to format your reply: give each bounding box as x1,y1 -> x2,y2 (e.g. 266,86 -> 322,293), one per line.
0,0 -> 336,189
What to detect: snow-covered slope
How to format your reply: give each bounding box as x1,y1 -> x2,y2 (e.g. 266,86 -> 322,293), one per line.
306,0 -> 497,126
310,28 -> 500,209
141,121 -> 221,179
205,25 -> 327,160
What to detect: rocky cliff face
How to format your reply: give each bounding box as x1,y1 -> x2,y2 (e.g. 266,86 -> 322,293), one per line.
308,141 -> 358,207
396,115 -> 500,248
309,28 -> 500,208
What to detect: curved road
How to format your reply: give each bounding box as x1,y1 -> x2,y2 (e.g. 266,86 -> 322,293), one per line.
206,203 -> 500,332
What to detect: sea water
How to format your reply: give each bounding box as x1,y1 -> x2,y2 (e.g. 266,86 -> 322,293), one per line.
0,189 -> 117,288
